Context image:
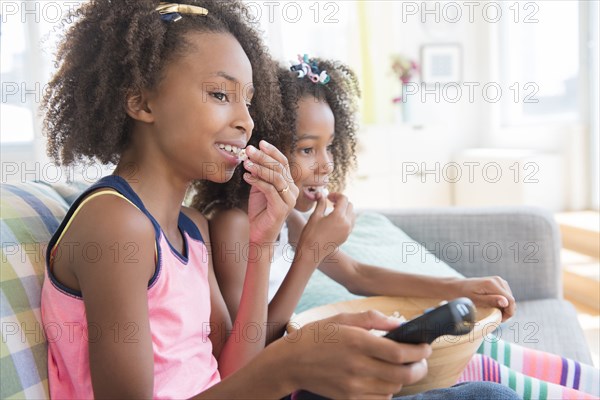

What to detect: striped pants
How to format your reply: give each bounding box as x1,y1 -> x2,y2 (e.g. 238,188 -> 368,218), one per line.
458,337 -> 599,399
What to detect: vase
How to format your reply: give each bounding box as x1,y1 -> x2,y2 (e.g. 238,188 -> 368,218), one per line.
401,83 -> 413,124
394,84 -> 413,124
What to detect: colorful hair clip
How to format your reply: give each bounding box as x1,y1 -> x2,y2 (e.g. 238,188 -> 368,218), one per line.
156,2 -> 208,23
290,54 -> 330,85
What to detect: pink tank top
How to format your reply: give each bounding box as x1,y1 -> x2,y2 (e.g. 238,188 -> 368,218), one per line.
41,176 -> 220,399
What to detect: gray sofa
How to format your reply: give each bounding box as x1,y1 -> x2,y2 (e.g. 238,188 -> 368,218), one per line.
383,206 -> 592,365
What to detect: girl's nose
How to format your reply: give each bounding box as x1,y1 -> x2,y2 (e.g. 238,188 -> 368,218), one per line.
319,152 -> 334,175
235,103 -> 254,139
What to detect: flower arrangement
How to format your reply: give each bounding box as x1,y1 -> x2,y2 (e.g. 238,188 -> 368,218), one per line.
391,54 -> 419,103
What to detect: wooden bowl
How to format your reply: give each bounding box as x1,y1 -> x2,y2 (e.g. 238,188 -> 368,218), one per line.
288,296 -> 502,395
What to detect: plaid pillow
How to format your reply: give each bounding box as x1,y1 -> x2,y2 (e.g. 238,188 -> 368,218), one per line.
36,180 -> 90,206
1,182 -> 69,399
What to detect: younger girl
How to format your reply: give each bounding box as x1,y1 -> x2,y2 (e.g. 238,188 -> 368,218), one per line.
194,56 -> 599,400
40,2 -> 464,399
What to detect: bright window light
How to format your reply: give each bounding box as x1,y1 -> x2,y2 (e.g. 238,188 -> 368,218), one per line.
500,1 -> 580,125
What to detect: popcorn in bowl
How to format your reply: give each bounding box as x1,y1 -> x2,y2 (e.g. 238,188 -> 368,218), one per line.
370,311 -> 407,337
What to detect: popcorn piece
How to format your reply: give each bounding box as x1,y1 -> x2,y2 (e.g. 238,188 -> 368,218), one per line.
318,187 -> 329,198
238,148 -> 248,161
389,311 -> 407,324
369,311 -> 407,336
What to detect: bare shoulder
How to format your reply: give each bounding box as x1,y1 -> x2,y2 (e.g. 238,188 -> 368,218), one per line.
181,206 -> 249,243
182,206 -> 248,229
73,192 -> 155,243
211,207 -> 249,225
208,207 -> 250,238
58,191 -> 156,283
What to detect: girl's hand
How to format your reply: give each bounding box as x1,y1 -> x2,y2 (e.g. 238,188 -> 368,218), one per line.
281,310 -> 431,399
297,192 -> 355,265
243,140 -> 299,245
453,276 -> 516,322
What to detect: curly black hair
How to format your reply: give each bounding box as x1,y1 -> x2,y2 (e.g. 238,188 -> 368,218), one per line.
191,57 -> 361,215
42,0 -> 280,167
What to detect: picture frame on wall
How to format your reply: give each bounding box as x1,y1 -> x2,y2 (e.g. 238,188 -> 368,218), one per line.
420,44 -> 462,84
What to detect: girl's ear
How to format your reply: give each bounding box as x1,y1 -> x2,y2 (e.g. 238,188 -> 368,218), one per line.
125,88 -> 154,123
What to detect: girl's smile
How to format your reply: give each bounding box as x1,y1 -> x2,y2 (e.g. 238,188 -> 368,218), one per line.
216,140 -> 247,166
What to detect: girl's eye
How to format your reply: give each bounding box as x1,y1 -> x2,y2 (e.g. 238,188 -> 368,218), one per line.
212,92 -> 228,102
326,144 -> 334,152
301,148 -> 313,155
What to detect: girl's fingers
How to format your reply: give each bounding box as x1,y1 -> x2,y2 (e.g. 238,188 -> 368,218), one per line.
247,142 -> 294,185
327,191 -> 344,203
244,159 -> 289,191
323,310 -> 401,333
244,157 -> 299,206
361,359 -> 429,393
258,140 -> 289,170
243,172 -> 296,209
328,193 -> 349,215
243,173 -> 286,204
362,335 -> 432,366
501,278 -> 515,299
247,144 -> 279,167
312,192 -> 328,217
496,280 -> 516,319
350,354 -> 426,388
280,184 -> 298,208
493,278 -> 515,306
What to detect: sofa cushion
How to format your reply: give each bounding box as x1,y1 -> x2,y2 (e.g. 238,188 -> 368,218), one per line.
37,180 -> 90,206
296,212 -> 463,312
1,182 -> 68,399
495,298 -> 593,365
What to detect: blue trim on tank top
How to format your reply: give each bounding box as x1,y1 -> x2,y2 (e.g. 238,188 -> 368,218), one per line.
45,175 -> 204,298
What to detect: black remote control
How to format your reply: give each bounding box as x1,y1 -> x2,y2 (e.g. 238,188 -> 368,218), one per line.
384,297 -> 476,344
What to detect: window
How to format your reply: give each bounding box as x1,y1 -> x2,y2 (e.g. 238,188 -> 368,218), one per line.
588,1 -> 599,210
1,14 -> 35,144
499,1 -> 580,126
247,1 -> 356,61
1,2 -> 89,184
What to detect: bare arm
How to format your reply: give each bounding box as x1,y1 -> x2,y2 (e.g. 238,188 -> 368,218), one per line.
64,196 -> 157,398
319,250 -> 516,320
265,193 -> 354,343
208,208 -> 250,322
185,207 -> 272,378
319,250 -> 460,297
265,210 -> 321,341
209,208 -> 319,344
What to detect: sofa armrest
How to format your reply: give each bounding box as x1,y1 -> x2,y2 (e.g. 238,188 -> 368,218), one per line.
375,206 -> 562,302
